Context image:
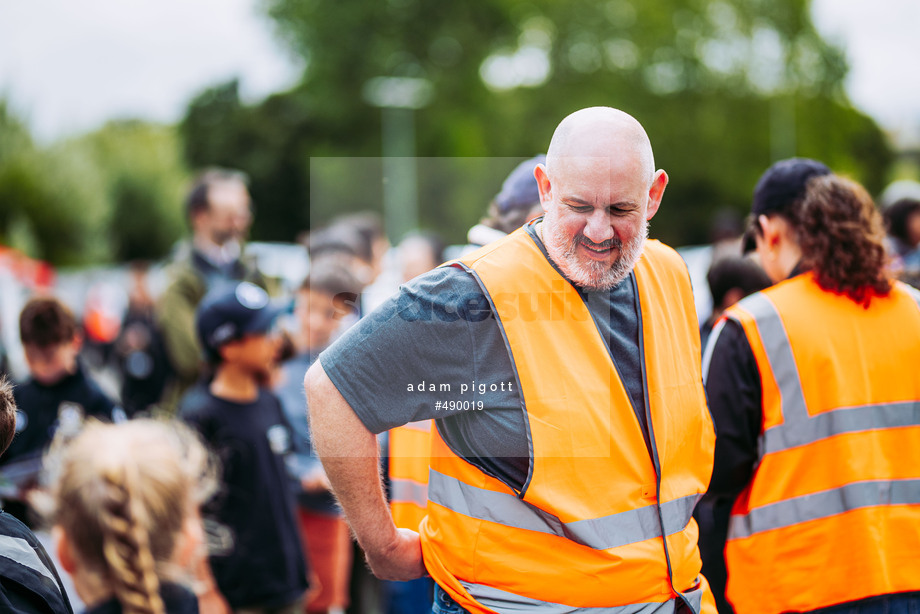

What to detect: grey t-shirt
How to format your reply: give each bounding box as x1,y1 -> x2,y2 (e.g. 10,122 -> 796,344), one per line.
320,223 -> 645,493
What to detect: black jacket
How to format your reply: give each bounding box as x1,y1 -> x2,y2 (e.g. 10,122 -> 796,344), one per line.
0,510 -> 74,613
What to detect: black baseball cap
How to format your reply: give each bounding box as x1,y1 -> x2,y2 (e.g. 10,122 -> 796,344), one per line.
752,158 -> 832,217
196,281 -> 284,359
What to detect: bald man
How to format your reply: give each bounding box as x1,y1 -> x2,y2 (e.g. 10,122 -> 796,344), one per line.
306,108 -> 716,614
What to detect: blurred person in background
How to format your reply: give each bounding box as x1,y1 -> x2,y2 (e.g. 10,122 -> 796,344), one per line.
156,168 -> 271,413
704,159 -> 920,614
473,154 -> 547,242
0,374 -> 74,613
397,231 -> 445,283
330,212 -> 396,314
114,261 -> 172,417
274,263 -> 362,614
0,296 -> 121,528
180,281 -> 308,613
699,256 -> 771,350
466,155 -> 546,248
882,196 -> 920,288
306,224 -> 372,286
50,418 -> 216,614
328,213 -> 390,287
707,209 -> 745,265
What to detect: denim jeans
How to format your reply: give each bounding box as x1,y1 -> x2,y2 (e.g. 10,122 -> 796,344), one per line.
815,592 -> 920,614
432,584 -> 470,614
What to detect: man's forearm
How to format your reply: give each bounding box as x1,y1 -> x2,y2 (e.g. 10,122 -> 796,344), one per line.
304,362 -> 399,555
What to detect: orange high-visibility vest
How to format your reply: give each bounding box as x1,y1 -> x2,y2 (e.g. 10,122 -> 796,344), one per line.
419,228 -> 717,614
389,420 -> 431,531
723,274 -> 920,614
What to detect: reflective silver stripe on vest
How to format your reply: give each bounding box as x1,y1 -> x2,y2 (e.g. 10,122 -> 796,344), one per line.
728,478 -> 920,540
0,535 -> 57,583
459,580 -> 702,614
428,469 -> 699,550
733,293 -> 920,455
729,290 -> 920,540
390,477 -> 428,507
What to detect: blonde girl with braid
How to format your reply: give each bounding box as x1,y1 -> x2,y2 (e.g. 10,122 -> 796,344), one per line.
49,419 -> 216,614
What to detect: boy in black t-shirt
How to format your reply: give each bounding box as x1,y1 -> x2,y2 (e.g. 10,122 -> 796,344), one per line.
0,297 -> 119,526
180,281 -> 308,613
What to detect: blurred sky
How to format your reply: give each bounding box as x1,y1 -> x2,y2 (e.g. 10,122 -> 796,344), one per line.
0,0 -> 918,144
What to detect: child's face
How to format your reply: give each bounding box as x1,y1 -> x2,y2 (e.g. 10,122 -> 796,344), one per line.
24,338 -> 79,386
223,332 -> 280,381
297,289 -> 340,351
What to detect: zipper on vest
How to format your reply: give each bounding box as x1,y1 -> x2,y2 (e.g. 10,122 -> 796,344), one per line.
632,273 -> 699,614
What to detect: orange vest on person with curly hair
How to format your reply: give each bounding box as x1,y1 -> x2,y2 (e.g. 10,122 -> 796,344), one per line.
723,274 -> 920,614
419,228 -> 717,614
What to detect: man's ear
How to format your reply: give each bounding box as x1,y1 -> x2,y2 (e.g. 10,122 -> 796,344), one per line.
646,170 -> 668,221
534,164 -> 552,213
53,525 -> 77,575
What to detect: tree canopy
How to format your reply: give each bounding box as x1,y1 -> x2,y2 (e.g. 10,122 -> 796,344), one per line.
200,0 -> 888,245
2,0 -> 896,265
0,105 -> 188,266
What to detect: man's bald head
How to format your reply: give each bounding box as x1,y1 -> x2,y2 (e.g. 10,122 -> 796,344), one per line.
545,107 -> 655,188
534,107 -> 667,291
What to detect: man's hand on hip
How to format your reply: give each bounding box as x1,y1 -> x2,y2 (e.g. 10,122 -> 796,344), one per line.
365,528 -> 425,581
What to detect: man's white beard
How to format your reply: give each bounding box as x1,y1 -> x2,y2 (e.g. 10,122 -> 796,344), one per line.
544,216 -> 648,291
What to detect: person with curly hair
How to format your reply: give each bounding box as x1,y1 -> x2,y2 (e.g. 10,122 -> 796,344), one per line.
702,159 -> 920,614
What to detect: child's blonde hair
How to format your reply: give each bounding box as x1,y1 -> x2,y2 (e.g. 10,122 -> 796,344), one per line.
50,419 -> 215,614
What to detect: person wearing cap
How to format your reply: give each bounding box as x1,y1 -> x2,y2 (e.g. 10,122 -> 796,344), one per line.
466,154 -> 547,247
179,281 -> 308,614
306,107 -> 717,614
702,160 -> 920,614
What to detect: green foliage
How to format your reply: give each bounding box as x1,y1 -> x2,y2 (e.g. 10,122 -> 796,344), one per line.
176,0 -> 894,247
77,120 -> 188,262
0,104 -> 109,264
0,103 -> 188,266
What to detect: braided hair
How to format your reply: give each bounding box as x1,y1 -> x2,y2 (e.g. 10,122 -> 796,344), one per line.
51,419 -> 215,613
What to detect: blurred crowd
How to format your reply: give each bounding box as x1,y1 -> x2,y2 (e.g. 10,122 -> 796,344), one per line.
0,159 -> 919,614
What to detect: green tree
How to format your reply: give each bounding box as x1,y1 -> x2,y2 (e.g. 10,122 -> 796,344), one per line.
78,120 -> 188,262
179,0 -> 892,246
0,102 -> 109,264
0,103 -> 188,266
